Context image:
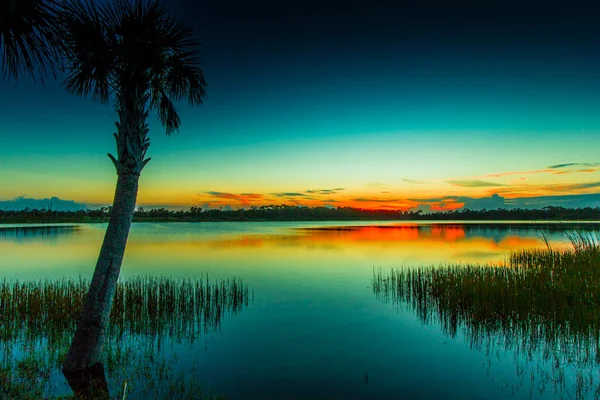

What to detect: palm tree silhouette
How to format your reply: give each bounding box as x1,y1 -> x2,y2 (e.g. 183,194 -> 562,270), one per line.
59,0 -> 207,384
0,0 -> 63,82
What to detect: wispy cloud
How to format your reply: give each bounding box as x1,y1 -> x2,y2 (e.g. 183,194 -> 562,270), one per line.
483,169 -> 554,178
205,191 -> 244,200
305,188 -> 345,194
365,182 -> 387,188
548,162 -> 600,169
353,197 -> 400,203
446,180 -> 507,188
201,191 -> 265,204
403,178 -> 427,184
272,192 -> 306,197
408,196 -> 463,203
482,164 -> 600,179
505,180 -> 600,194
557,181 -> 600,190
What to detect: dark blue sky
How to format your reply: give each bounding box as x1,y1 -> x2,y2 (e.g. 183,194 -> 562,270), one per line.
172,0 -> 600,85
2,0 -> 600,210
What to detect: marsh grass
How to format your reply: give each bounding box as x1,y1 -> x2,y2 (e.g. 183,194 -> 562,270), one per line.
1,275 -> 249,346
0,275 -> 250,399
372,230 -> 600,399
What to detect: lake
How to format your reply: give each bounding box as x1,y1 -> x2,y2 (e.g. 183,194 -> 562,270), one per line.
1,221 -> 597,399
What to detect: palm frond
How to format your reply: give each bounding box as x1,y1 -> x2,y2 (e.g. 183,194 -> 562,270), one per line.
156,92 -> 181,135
104,0 -> 207,132
58,0 -> 114,103
0,0 -> 63,83
60,0 -> 206,135
163,52 -> 207,107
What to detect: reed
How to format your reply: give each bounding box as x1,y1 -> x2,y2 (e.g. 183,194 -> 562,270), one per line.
372,230 -> 600,398
1,275 -> 249,346
0,275 -> 250,399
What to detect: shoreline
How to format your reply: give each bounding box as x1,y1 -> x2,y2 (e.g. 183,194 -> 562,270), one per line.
3,219 -> 600,227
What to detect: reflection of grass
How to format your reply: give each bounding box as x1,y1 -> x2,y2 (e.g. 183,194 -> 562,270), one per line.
0,276 -> 250,399
372,231 -> 600,399
1,275 -> 249,346
1,348 -> 229,400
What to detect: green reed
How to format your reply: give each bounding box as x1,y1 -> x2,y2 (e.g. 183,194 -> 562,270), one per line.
1,275 -> 249,347
372,231 -> 600,398
0,275 -> 249,399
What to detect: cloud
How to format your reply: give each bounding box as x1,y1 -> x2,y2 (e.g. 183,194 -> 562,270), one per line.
204,191 -> 263,199
204,191 -> 241,200
240,193 -> 264,197
403,178 -> 427,184
446,180 -> 507,188
408,196 -> 463,203
365,182 -> 387,188
409,194 -> 506,211
201,191 -> 265,205
0,196 -> 86,211
462,194 -> 506,210
468,164 -> 600,181
409,194 -> 507,211
509,193 -> 600,209
514,181 -> 600,193
557,181 -> 600,191
353,197 -> 400,203
305,188 -> 345,194
548,162 -> 600,169
410,193 -> 600,211
272,192 -> 306,197
483,169 -> 554,178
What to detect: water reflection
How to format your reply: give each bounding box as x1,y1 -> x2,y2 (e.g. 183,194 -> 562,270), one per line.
168,224 -> 550,249
0,225 -> 80,242
0,276 -> 251,398
168,224 -> 567,267
4,222 -> 600,399
371,242 -> 600,399
297,223 -> 596,245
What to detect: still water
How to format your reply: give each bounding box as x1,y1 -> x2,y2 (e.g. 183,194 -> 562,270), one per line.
0,221 -> 595,399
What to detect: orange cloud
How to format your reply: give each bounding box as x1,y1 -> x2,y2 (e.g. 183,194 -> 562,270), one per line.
199,191 -> 266,206
483,169 -> 554,178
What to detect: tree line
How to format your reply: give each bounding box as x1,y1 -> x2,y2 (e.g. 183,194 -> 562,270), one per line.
2,205 -> 600,223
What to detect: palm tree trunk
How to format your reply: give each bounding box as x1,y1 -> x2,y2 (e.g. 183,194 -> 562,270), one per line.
62,88 -> 150,397
62,171 -> 140,373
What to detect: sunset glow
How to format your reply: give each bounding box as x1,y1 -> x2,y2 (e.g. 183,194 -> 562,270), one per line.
2,2 -> 600,213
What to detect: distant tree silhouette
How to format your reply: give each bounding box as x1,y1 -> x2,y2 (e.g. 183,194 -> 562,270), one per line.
58,0 -> 207,385
0,0 -> 63,82
3,205 -> 600,224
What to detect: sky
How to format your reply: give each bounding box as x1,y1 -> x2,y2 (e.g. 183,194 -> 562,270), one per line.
2,0 -> 600,211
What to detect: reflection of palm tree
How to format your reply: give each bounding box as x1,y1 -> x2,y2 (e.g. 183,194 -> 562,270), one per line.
59,0 -> 206,377
0,0 -> 62,81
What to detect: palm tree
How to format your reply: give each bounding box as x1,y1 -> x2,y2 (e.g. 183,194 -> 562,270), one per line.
59,0 -> 207,377
0,0 -> 62,82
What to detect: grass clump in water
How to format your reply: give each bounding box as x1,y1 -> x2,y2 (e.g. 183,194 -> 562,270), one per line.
1,275 -> 249,347
0,275 -> 250,399
372,230 -> 600,399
